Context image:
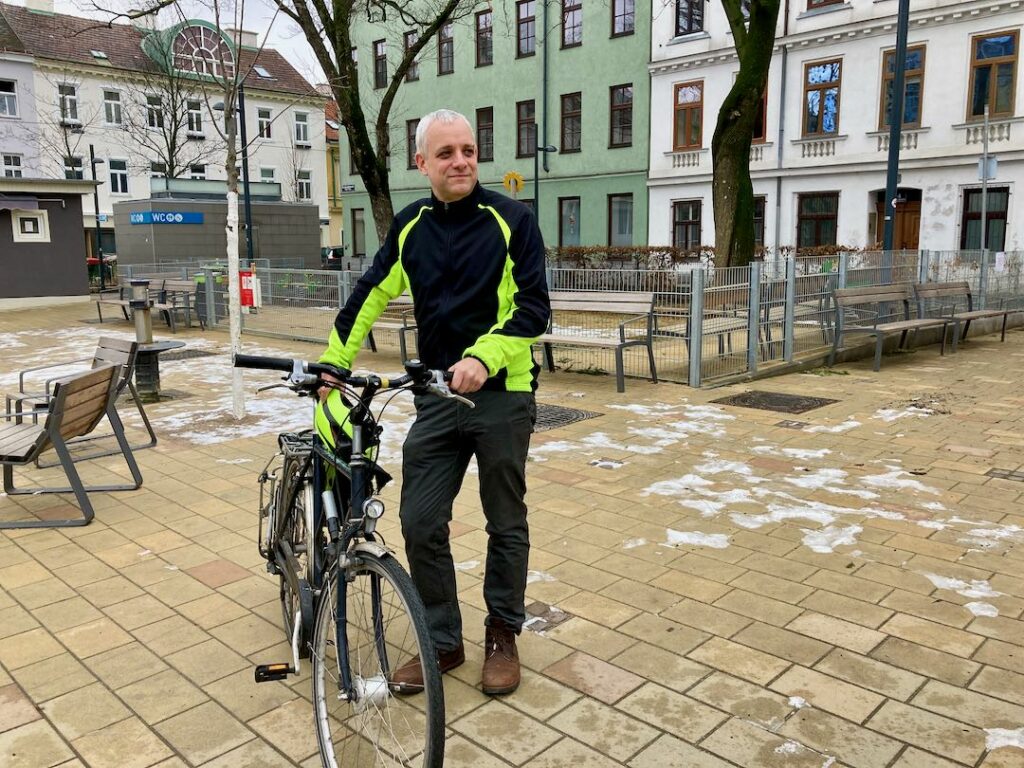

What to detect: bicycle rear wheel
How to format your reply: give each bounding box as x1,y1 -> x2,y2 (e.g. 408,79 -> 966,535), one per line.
311,552 -> 444,768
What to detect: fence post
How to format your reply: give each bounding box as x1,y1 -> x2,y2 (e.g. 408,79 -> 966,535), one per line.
545,266 -> 554,291
203,268 -> 215,328
979,250 -> 989,309
918,249 -> 929,284
336,270 -> 344,309
747,261 -> 762,375
341,270 -> 352,307
687,268 -> 705,388
783,257 -> 796,362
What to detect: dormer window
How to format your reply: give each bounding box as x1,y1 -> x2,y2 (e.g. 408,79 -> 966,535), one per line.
172,25 -> 234,79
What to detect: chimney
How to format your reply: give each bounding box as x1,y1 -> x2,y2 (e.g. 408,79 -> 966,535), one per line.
24,0 -> 55,13
226,28 -> 259,48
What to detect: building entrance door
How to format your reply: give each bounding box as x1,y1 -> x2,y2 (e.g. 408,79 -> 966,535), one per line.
873,189 -> 921,249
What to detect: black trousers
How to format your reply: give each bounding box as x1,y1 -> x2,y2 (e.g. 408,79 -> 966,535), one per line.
400,389 -> 535,652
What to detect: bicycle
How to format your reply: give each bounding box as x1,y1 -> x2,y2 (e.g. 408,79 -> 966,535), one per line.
235,353 -> 473,768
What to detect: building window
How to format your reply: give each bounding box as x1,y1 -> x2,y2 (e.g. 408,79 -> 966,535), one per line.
64,156 -> 83,180
797,193 -> 839,247
517,1 -> 536,58
961,187 -> 1009,250
351,208 -> 366,257
753,88 -> 767,143
258,108 -> 272,138
562,0 -> 582,48
754,196 -> 766,247
2,153 -> 23,178
517,100 -> 536,158
608,193 -> 633,246
186,100 -> 203,135
612,0 -> 634,37
404,31 -> 420,82
561,92 -> 582,153
11,210 -> 49,243
260,167 -> 276,182
476,107 -> 494,162
672,200 -> 701,250
99,90 -> 120,126
676,0 -> 703,36
297,170 -> 312,201
150,161 -> 167,178
610,84 -> 633,148
146,95 -> 164,129
803,59 -> 841,136
438,23 -> 455,75
476,11 -> 493,67
294,112 -> 309,144
189,164 -> 206,180
407,118 -> 420,168
59,84 -> 79,124
880,46 -> 925,129
559,197 -> 581,247
109,159 -> 129,194
969,31 -> 1018,119
673,81 -> 703,150
373,40 -> 387,89
0,79 -> 17,117
808,0 -> 844,8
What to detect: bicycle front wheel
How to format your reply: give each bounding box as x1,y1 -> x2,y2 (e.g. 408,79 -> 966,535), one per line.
311,552 -> 444,768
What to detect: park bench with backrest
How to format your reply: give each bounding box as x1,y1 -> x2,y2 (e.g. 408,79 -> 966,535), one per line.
0,364 -> 143,529
913,281 -> 1022,351
829,284 -> 950,371
96,278 -> 203,333
537,290 -> 657,392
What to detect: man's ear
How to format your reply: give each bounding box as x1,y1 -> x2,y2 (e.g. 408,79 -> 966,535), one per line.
415,152 -> 428,175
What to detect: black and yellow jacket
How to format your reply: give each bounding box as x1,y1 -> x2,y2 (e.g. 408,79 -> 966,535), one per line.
320,184 -> 550,392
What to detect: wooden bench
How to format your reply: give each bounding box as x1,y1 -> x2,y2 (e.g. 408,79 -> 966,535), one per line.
914,281 -> 1022,351
537,290 -> 657,392
366,295 -> 416,361
5,337 -> 157,456
95,286 -> 134,323
1,365 -> 143,529
153,279 -> 204,333
828,284 -> 951,371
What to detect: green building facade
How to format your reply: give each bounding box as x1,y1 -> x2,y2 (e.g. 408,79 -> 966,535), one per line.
339,0 -> 650,258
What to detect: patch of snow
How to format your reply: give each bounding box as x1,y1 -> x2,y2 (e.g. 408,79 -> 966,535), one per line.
643,475 -> 714,497
622,538 -> 647,549
872,407 -> 934,422
589,458 -> 624,469
916,520 -> 948,530
216,458 -> 252,464
454,561 -> 480,571
774,741 -> 803,756
964,602 -> 999,617
804,419 -> 860,434
921,573 -> 1003,599
695,459 -> 766,483
801,525 -> 863,553
861,469 -> 939,494
607,403 -> 683,416
789,696 -> 810,709
662,529 -> 730,549
581,432 -> 667,455
531,441 -> 578,454
526,570 -> 556,584
985,727 -> 1024,751
680,499 -> 725,517
921,501 -> 946,511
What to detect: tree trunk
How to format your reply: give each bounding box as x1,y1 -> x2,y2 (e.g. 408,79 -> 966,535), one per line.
713,0 -> 781,268
224,114 -> 244,419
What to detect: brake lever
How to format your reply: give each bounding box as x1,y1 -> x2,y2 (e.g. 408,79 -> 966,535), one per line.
425,370 -> 475,409
256,383 -> 290,394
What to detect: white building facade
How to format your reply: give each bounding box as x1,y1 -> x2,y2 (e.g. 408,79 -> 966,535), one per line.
648,0 -> 1023,254
0,2 -> 327,256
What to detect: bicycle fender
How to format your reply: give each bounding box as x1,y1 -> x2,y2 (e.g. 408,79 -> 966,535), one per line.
351,541 -> 391,559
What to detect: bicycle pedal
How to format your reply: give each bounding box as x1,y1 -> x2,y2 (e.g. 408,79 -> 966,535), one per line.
254,663 -> 296,682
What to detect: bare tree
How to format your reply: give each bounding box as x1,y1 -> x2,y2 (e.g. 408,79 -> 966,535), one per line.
712,0 -> 782,267
272,0 -> 480,241
116,32 -> 224,178
18,68 -> 104,178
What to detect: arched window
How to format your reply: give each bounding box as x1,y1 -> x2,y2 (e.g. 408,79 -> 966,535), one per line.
172,25 -> 234,79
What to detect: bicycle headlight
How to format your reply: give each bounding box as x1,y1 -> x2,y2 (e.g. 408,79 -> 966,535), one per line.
363,498 -> 385,519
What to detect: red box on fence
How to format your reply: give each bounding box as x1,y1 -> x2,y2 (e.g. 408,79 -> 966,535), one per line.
240,270 -> 255,307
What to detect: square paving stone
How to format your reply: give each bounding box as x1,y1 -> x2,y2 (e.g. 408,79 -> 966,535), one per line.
617,682 -> 728,742
116,669 -> 207,724
451,700 -> 561,766
0,684 -> 41,734
71,716 -> 172,768
55,617 -> 133,659
154,701 -> 253,765
548,697 -> 659,762
185,559 -> 253,589
543,651 -> 644,705
0,719 -> 74,768
40,683 -> 131,741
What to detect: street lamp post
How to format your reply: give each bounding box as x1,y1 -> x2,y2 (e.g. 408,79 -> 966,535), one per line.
88,144 -> 106,291
532,122 -> 558,231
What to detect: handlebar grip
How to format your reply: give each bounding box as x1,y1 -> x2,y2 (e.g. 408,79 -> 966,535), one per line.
233,354 -> 294,372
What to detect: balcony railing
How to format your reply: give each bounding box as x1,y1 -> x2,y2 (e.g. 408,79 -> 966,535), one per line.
868,127 -> 928,152
954,118 -> 1020,145
792,135 -> 845,159
669,148 -> 707,169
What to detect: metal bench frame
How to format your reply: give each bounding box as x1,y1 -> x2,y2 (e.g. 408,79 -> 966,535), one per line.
914,280 -> 1022,351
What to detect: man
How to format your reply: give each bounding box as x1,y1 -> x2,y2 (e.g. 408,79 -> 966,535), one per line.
319,109 -> 549,695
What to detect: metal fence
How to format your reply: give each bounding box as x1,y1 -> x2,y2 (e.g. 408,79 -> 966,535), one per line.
192,250 -> 1023,387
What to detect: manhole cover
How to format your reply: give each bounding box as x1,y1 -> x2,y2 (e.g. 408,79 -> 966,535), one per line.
522,601 -> 573,633
712,391 -> 838,414
776,419 -> 810,429
535,403 -> 602,432
161,349 -> 220,362
987,468 -> 1024,482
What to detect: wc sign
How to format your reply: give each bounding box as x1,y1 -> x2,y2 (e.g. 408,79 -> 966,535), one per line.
129,211 -> 204,225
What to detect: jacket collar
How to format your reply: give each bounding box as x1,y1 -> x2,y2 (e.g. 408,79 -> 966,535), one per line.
431,183 -> 483,217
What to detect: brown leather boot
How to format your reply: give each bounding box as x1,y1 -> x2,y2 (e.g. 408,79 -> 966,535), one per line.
389,642 -> 464,695
482,621 -> 520,695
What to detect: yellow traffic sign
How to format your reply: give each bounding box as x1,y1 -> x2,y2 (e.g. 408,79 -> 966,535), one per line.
502,171 -> 524,195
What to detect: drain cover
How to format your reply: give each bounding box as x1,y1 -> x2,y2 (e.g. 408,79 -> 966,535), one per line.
712,391 -> 838,414
161,349 -> 220,362
522,601 -> 573,633
535,403 -> 602,432
987,468 -> 1024,482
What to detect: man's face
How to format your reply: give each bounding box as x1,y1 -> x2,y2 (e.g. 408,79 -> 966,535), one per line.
415,119 -> 478,203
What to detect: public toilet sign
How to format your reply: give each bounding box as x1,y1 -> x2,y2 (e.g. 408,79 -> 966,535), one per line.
130,211 -> 204,225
